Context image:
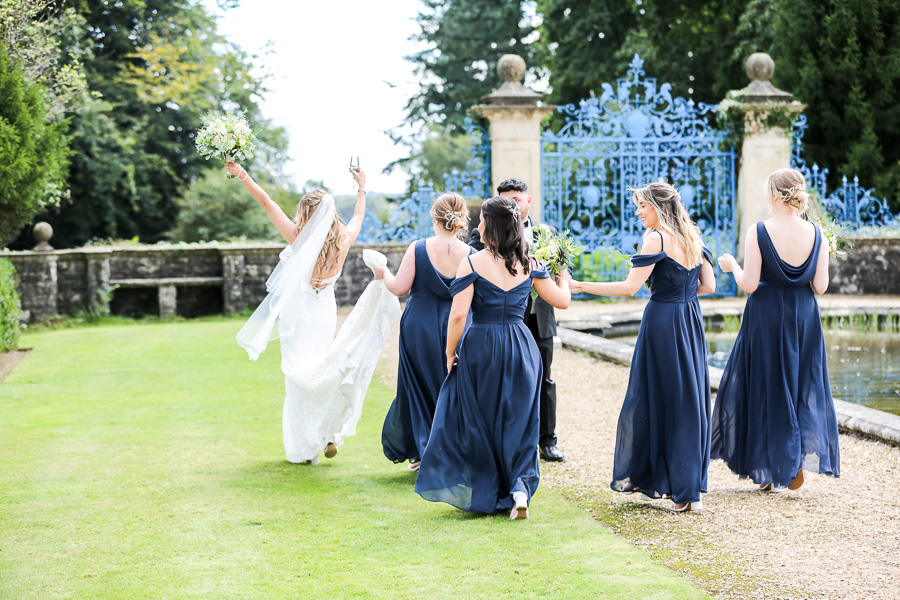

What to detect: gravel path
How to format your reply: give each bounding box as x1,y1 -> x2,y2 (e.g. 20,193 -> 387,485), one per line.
368,298 -> 900,600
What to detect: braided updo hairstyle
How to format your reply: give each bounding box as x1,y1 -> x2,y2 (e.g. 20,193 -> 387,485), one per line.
480,196 -> 531,276
766,168 -> 809,216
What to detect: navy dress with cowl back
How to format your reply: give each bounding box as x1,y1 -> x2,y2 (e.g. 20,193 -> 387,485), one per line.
711,222 -> 839,487
382,240 -> 475,465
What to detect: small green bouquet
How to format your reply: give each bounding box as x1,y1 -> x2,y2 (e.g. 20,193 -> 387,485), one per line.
195,112 -> 257,178
806,204 -> 852,258
530,223 -> 583,298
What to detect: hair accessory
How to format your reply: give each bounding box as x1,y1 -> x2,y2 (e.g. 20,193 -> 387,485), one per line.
443,209 -> 463,230
779,185 -> 805,202
510,205 -> 521,221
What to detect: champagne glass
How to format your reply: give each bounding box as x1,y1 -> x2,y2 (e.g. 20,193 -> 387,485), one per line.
350,156 -> 360,191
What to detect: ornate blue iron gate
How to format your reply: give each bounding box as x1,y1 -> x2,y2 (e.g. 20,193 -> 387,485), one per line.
792,115 -> 896,231
357,118 -> 490,244
541,55 -> 737,295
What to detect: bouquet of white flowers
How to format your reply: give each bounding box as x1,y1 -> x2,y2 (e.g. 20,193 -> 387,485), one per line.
530,223 -> 583,298
195,112 -> 257,178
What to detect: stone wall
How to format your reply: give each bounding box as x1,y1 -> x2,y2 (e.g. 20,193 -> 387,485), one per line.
828,238 -> 900,295
3,243 -> 406,323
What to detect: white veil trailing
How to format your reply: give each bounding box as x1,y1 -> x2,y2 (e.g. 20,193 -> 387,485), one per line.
236,193 -> 336,361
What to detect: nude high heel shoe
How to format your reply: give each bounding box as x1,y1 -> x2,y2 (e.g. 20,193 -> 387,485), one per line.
324,442 -> 338,459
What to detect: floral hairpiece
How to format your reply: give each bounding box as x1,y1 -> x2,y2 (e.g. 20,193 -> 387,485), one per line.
779,185 -> 805,202
443,209 -> 463,230
509,205 -> 521,220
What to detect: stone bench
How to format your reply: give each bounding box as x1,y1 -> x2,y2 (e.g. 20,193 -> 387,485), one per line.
109,277 -> 224,317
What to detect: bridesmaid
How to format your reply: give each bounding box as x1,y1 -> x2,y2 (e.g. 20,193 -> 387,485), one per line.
374,193 -> 473,471
570,182 -> 716,512
712,168 -> 839,491
414,196 -> 571,520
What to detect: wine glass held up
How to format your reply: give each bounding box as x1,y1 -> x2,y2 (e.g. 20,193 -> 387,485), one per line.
350,156 -> 360,190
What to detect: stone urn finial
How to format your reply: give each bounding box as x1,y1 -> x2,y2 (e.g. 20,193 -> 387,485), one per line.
481,54 -> 543,106
497,54 -> 526,84
33,222 -> 54,252
735,52 -> 793,103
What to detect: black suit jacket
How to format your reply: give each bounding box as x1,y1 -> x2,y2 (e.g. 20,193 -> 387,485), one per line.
467,218 -> 557,339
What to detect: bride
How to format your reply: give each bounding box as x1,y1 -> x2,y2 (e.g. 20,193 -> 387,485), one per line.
226,161 -> 399,464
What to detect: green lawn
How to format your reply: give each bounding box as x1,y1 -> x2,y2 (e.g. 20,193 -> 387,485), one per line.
0,319 -> 708,599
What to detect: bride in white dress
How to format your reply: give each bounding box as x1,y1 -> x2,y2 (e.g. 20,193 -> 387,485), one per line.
226,162 -> 400,464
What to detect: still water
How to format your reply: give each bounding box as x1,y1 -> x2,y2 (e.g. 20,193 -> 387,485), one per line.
621,330 -> 900,416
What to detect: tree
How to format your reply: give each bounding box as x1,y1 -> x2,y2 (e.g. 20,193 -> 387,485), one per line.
534,0 -> 770,107
771,0 -> 900,208
0,44 -> 69,247
10,0 -> 290,249
403,0 -> 538,131
170,171 -> 300,243
384,125 -> 476,192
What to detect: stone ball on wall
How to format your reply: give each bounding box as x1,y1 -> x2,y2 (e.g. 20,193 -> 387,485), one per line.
746,52 -> 775,82
497,54 -> 526,83
33,222 -> 53,244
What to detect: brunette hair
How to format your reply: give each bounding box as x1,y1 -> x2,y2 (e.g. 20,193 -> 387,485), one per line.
497,178 -> 528,194
480,196 -> 530,276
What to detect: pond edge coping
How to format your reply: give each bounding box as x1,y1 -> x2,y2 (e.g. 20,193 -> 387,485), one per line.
558,305 -> 900,447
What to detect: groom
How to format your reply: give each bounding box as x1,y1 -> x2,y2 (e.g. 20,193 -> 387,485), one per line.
469,178 -> 564,462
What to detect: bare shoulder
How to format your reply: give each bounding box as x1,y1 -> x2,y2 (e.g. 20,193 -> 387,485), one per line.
640,230 -> 663,254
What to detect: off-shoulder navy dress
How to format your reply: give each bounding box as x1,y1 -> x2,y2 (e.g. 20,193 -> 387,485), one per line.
414,258 -> 550,513
382,240 -> 475,465
711,222 -> 839,487
611,233 -> 714,504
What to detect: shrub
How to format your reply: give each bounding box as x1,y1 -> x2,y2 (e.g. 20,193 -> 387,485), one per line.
0,258 -> 22,351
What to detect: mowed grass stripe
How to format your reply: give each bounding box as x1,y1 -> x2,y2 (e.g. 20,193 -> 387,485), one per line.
0,319 -> 708,599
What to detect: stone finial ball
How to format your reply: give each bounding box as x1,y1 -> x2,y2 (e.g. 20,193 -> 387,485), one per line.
497,54 -> 526,83
746,52 -> 775,81
33,222 -> 53,243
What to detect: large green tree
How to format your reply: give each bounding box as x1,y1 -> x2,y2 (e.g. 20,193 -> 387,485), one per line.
771,0 -> 900,207
0,44 -> 69,247
404,0 -> 537,130
534,0 -> 770,107
12,0 -> 288,249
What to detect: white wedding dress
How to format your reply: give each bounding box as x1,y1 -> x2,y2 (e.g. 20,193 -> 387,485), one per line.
236,194 -> 400,463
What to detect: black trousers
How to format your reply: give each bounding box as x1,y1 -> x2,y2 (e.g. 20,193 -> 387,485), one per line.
525,312 -> 557,447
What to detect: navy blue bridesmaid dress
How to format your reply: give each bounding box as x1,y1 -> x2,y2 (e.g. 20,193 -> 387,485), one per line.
382,240 -> 474,465
711,222 -> 839,487
610,233 -> 714,504
414,257 -> 549,513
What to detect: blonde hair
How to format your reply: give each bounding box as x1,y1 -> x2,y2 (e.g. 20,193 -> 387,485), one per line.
766,168 -> 809,215
294,189 -> 346,274
430,192 -> 469,234
631,182 -> 704,268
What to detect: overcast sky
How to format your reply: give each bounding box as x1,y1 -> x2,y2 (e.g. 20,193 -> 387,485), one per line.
205,0 -> 424,194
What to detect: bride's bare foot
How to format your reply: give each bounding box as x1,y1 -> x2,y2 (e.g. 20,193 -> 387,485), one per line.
324,442 -> 338,459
